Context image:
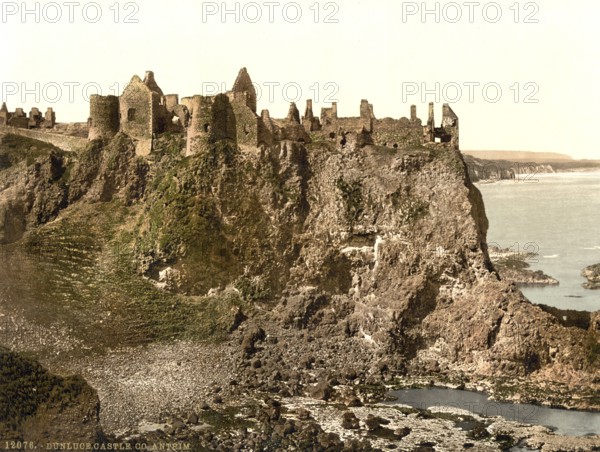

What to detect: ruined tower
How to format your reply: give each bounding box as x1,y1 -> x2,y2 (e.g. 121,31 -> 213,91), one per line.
440,103 -> 459,148
186,94 -> 237,156
359,99 -> 374,133
44,108 -> 56,128
0,103 -> 8,126
302,99 -> 320,132
88,94 -> 120,141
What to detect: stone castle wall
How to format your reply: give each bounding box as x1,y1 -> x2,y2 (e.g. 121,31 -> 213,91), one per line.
0,125 -> 88,152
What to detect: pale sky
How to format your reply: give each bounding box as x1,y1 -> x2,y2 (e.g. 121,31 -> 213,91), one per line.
1,0 -> 599,158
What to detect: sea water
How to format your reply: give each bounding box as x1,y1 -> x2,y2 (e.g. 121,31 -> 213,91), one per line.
388,388 -> 600,437
477,172 -> 600,312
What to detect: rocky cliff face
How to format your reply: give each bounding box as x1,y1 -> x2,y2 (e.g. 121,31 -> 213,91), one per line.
0,129 -> 598,421
0,136 -> 68,243
0,133 -> 148,244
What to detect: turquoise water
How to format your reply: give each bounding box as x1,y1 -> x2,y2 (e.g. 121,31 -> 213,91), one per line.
477,172 -> 600,312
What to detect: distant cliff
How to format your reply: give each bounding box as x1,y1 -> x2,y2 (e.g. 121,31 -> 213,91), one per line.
464,154 -> 600,182
464,154 -> 554,182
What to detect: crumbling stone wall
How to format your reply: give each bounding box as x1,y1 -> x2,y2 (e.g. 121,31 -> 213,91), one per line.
440,104 -> 459,148
0,126 -> 88,152
302,100 -> 320,132
28,108 -> 42,128
258,109 -> 276,146
277,103 -> 310,143
320,102 -> 338,128
231,98 -> 259,147
44,108 -> 56,128
164,95 -> 179,113
318,100 -> 374,139
372,116 -> 423,148
0,103 -> 9,126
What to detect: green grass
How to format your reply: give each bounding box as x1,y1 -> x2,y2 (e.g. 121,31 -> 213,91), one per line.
199,406 -> 254,432
0,347 -> 88,431
20,199 -> 250,351
0,133 -> 64,169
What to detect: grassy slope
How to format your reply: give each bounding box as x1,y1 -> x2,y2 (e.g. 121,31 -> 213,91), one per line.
0,346 -> 90,434
0,133 -> 65,169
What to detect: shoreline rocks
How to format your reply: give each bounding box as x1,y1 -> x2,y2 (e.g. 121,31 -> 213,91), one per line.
582,263 -> 600,289
489,246 -> 559,286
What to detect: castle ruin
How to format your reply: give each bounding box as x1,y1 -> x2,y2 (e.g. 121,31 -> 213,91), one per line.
0,102 -> 56,130
87,68 -> 459,156
1,68 -> 458,155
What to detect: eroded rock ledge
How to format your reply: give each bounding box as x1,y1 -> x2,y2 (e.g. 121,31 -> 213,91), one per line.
489,246 -> 559,286
0,122 -> 598,449
582,263 -> 600,289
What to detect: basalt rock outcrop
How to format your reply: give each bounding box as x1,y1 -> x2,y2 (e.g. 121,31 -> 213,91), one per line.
488,246 -> 559,286
0,70 -> 598,442
2,126 -> 596,404
582,263 -> 600,289
0,132 -> 148,243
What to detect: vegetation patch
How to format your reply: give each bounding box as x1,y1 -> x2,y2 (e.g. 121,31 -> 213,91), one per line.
20,200 -> 248,350
0,133 -> 65,169
199,406 -> 254,432
336,177 -> 364,224
0,347 -> 88,432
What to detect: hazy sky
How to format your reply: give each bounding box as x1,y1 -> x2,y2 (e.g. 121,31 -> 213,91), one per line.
1,0 -> 598,158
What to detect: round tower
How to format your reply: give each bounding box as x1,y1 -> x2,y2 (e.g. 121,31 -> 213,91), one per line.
88,94 -> 120,141
186,95 -> 212,156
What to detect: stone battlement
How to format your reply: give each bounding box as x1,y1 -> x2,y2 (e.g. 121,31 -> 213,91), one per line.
85,68 -> 458,156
